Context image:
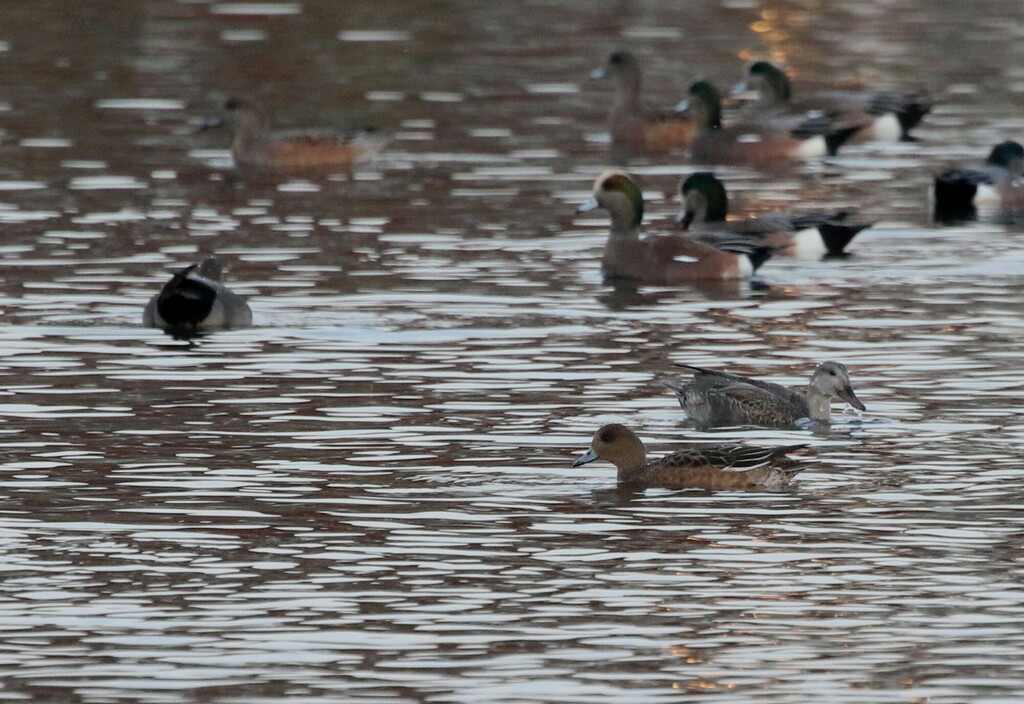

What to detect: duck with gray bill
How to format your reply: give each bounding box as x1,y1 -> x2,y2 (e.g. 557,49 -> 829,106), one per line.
573,423 -> 810,490
680,81 -> 863,165
202,97 -> 385,170
678,172 -> 871,257
575,170 -> 776,285
663,361 -> 865,428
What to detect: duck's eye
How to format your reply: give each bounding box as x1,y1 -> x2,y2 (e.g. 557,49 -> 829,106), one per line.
828,369 -> 837,376
599,430 -> 615,442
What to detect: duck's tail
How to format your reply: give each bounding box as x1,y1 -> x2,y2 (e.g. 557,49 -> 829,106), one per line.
823,125 -> 864,157
817,221 -> 872,256
932,167 -> 995,221
746,444 -> 813,489
868,91 -> 933,140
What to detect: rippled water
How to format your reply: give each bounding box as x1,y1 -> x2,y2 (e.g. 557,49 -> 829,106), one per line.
2,1 -> 1024,702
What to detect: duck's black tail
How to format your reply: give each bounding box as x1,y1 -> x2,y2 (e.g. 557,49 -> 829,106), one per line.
868,91 -> 933,140
818,221 -> 872,256
824,125 -> 864,157
933,168 -> 990,222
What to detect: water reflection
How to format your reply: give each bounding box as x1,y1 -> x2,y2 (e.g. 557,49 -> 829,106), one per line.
1,0 -> 1024,702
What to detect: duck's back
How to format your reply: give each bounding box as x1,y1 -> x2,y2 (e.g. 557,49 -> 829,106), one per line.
671,365 -> 810,427
634,443 -> 807,489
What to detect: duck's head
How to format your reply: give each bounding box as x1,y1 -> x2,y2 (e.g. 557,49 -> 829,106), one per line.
735,60 -> 791,102
591,50 -> 642,83
573,423 -> 647,470
576,170 -> 644,231
678,81 -> 722,129
201,97 -> 269,134
987,141 -> 1024,176
678,172 -> 729,228
196,256 -> 223,281
810,361 -> 866,410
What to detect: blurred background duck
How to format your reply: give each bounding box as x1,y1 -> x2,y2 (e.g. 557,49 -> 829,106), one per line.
932,140 -> 1024,222
679,81 -> 863,165
201,97 -> 385,171
732,60 -> 932,143
591,51 -> 697,155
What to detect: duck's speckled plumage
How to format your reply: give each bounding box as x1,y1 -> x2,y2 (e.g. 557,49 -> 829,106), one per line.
664,361 -> 865,428
573,423 -> 809,490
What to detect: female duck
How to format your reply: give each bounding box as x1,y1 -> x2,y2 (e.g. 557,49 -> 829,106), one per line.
681,81 -> 862,165
573,423 -> 808,490
591,51 -> 697,154
663,361 -> 866,428
143,257 -> 252,333
576,171 -> 773,285
678,172 -> 871,257
202,97 -> 385,170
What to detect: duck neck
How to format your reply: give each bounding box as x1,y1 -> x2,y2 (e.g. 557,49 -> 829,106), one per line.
760,71 -> 791,106
614,72 -> 642,110
608,216 -> 640,239
805,385 -> 832,422
693,100 -> 722,131
615,448 -> 649,483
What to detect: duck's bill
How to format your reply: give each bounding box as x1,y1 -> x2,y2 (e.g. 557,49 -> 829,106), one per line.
839,385 -> 866,411
730,81 -> 759,100
576,197 -> 600,214
199,116 -> 225,132
572,447 -> 598,467
590,66 -> 607,80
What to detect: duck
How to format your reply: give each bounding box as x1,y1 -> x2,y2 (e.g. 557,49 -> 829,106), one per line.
663,361 -> 865,428
201,97 -> 385,170
590,51 -> 697,154
678,172 -> 871,257
142,256 -> 252,333
576,171 -> 774,285
733,60 -> 932,143
680,81 -> 863,165
573,423 -> 809,490
932,140 -> 1024,221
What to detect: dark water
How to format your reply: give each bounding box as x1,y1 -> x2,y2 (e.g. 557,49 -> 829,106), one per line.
2,1 -> 1024,702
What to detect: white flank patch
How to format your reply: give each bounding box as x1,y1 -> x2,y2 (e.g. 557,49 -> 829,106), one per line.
735,254 -> 753,278
795,135 -> 827,158
737,133 -> 762,143
792,227 -> 826,257
974,183 -> 1000,205
673,255 -> 699,264
870,113 -> 902,142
